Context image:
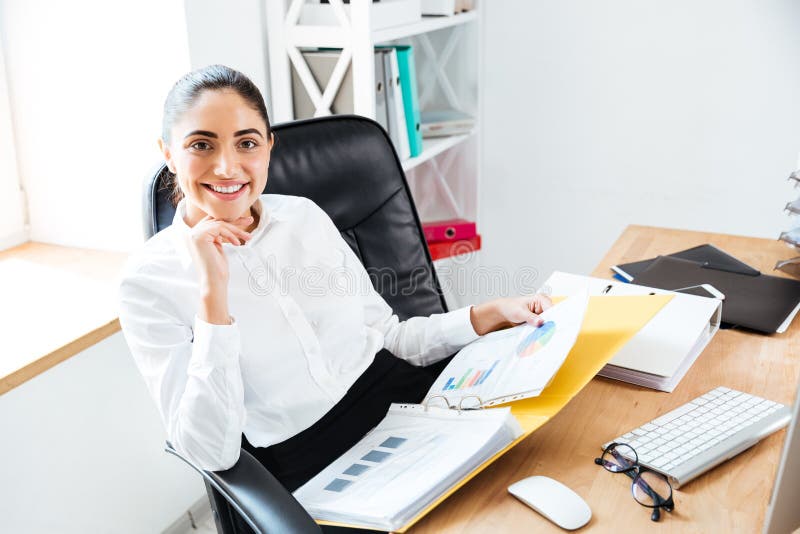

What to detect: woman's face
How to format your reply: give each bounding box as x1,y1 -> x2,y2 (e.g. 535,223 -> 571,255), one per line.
159,89 -> 272,226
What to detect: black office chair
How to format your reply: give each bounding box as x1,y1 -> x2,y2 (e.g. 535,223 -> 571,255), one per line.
141,115 -> 451,533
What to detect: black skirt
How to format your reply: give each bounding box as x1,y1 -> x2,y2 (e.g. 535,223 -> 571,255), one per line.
235,349 -> 441,533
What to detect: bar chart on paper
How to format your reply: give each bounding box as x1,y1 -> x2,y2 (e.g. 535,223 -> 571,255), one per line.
441,360 -> 500,391
516,321 -> 556,358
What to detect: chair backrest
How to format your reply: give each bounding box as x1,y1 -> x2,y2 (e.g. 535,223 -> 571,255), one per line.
143,115 -> 447,320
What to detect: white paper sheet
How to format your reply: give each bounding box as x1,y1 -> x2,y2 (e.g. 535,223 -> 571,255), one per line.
425,293 -> 589,407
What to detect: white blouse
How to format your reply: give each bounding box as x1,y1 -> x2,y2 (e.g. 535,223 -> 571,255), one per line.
117,194 -> 479,471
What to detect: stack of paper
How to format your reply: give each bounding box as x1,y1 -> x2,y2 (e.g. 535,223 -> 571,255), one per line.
293,404 -> 522,531
544,271 -> 721,392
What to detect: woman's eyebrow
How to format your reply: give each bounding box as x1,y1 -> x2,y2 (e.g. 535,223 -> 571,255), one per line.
184,130 -> 217,139
234,128 -> 264,138
183,128 -> 263,139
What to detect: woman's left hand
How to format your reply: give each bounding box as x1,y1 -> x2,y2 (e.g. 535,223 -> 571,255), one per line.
469,294 -> 553,336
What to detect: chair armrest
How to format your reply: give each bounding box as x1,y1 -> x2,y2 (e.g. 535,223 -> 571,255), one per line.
165,442 -> 322,534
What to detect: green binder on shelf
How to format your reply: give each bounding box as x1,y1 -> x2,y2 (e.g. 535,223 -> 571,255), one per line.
393,45 -> 423,157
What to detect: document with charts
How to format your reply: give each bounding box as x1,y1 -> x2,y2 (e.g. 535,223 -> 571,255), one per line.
425,293 -> 589,407
293,403 -> 522,531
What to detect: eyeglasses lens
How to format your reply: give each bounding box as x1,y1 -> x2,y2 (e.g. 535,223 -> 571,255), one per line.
601,444 -> 637,473
632,470 -> 672,507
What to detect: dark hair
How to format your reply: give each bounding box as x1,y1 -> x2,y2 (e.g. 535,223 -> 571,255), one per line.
161,64 -> 272,206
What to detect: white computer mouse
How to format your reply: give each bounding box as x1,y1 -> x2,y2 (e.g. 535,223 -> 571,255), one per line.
508,476 -> 592,530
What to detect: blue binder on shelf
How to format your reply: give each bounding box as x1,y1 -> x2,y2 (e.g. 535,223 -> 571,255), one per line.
393,45 -> 423,157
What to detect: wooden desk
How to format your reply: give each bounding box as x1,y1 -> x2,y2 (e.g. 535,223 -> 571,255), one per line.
411,225 -> 799,533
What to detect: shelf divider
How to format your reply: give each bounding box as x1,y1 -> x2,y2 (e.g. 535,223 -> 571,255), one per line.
373,12 -> 478,43
401,131 -> 474,171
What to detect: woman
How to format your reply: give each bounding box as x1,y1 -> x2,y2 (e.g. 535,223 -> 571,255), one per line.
118,64 -> 550,503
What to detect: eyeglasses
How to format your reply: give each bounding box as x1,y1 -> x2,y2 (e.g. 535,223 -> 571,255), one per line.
594,442 -> 675,522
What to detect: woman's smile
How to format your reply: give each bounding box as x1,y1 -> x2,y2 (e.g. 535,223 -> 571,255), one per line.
202,181 -> 250,201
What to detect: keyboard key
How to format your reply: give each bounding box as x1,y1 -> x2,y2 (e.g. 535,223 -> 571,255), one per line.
652,403 -> 696,426
652,458 -> 668,468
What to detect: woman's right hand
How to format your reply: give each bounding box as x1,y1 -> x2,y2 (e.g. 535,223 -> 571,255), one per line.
186,214 -> 254,289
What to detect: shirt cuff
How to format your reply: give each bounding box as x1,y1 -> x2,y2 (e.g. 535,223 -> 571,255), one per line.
189,314 -> 241,369
440,306 -> 481,347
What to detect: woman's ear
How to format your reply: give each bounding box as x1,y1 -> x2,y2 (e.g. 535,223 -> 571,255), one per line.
158,138 -> 177,174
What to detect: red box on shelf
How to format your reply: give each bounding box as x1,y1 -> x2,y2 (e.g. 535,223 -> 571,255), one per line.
422,218 -> 477,242
428,234 -> 481,261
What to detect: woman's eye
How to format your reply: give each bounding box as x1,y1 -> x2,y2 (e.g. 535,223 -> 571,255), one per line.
190,141 -> 211,151
240,139 -> 258,149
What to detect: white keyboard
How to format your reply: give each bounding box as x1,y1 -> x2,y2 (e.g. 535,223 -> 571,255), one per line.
604,387 -> 791,488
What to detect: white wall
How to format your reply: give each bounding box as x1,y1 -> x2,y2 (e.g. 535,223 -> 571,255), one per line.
0,0 -> 191,252
184,0 -> 272,109
0,332 -> 205,533
0,29 -> 26,250
480,0 -> 800,289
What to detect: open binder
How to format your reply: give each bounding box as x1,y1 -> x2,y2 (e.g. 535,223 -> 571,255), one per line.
294,292 -> 671,531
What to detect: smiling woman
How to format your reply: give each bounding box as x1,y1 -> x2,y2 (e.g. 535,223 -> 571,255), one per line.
158,65 -> 273,233
117,64 -> 551,534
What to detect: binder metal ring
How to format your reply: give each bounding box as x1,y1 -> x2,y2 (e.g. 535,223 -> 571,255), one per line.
423,395 -> 452,411
458,395 -> 484,412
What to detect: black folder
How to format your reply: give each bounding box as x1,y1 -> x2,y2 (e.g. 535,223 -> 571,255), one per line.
632,256 -> 800,334
612,244 -> 760,281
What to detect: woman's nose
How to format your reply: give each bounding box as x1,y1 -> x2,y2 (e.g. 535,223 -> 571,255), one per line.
214,147 -> 241,178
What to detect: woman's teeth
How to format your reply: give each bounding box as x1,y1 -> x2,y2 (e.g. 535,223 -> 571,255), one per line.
209,183 -> 244,194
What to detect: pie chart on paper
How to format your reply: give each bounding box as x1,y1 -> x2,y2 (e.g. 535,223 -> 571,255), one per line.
516,321 -> 556,358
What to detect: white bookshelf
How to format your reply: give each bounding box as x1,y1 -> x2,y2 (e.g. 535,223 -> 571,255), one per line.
265,0 -> 483,308
373,11 -> 478,42
401,131 -> 474,171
